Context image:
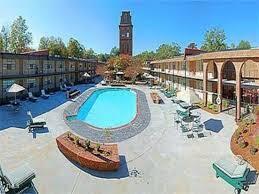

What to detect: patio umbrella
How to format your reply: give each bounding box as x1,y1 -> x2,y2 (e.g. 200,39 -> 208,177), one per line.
6,83 -> 25,103
116,71 -> 124,75
83,72 -> 91,78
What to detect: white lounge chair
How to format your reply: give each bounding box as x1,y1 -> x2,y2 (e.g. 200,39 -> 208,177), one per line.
41,89 -> 50,99
0,163 -> 36,193
27,111 -> 46,132
28,92 -> 37,102
60,84 -> 67,91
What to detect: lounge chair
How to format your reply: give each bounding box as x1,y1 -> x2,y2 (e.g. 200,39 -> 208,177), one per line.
60,84 -> 67,91
0,163 -> 36,193
64,83 -> 71,91
213,156 -> 250,192
41,89 -> 50,99
28,92 -> 37,102
27,111 -> 46,132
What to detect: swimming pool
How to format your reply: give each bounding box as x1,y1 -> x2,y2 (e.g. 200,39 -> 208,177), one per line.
76,88 -> 137,128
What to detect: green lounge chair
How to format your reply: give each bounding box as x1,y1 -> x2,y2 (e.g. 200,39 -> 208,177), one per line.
0,164 -> 36,193
213,157 -> 250,192
27,111 -> 46,132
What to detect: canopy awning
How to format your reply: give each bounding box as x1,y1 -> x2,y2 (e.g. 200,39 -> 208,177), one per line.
6,83 -> 25,93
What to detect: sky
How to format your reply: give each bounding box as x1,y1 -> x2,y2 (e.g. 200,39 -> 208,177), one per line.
0,0 -> 258,55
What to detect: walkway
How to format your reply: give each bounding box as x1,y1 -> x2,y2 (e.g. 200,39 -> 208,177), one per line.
0,84 -> 258,194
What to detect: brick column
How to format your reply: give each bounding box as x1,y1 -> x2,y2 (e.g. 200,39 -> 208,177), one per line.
203,62 -> 208,107
235,62 -> 243,121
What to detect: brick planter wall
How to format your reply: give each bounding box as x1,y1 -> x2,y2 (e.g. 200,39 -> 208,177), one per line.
56,133 -> 120,171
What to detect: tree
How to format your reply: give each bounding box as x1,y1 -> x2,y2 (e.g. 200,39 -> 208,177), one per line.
9,16 -> 32,53
201,27 -> 227,52
134,51 -> 156,62
38,36 -> 49,50
67,38 -> 85,58
97,53 -> 110,62
230,43 -> 236,49
124,58 -> 143,80
237,40 -> 251,50
38,36 -> 67,57
84,48 -> 97,59
107,55 -> 131,72
110,47 -> 119,57
156,42 -> 181,60
0,36 -> 3,51
187,42 -> 197,49
1,26 -> 10,52
96,63 -> 107,77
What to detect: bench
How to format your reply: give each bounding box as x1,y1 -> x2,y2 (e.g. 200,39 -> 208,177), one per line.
150,92 -> 163,104
67,89 -> 80,99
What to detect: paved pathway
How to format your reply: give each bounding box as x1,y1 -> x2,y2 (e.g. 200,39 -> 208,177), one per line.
0,84 -> 258,194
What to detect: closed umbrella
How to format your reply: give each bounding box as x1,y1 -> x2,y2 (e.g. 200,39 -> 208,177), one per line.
6,83 -> 25,104
83,72 -> 91,78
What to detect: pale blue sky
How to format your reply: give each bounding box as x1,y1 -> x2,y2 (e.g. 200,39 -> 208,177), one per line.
0,0 -> 258,55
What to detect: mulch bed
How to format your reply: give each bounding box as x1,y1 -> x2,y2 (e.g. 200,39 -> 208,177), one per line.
231,120 -> 259,171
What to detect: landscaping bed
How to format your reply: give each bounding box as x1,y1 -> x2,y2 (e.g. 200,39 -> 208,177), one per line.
56,132 -> 120,171
230,110 -> 259,171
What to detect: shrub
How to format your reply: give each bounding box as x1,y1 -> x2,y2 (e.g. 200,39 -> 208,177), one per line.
250,146 -> 258,155
238,141 -> 248,149
96,143 -> 101,151
74,136 -> 80,146
85,139 -> 91,149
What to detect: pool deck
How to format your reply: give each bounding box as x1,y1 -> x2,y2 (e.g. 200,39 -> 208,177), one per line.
0,84 -> 259,194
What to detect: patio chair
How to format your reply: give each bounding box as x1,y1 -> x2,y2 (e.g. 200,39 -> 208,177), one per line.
64,83 -> 71,91
60,84 -> 67,92
0,163 -> 36,193
41,89 -> 50,99
28,92 -> 37,102
213,156 -> 250,193
27,111 -> 46,132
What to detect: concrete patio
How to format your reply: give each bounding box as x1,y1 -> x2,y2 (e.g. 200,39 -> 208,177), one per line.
0,84 -> 258,194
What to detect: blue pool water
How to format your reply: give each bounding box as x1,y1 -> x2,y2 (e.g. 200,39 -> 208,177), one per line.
76,88 -> 137,128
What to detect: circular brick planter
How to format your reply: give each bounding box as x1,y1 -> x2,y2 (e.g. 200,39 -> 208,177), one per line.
56,132 -> 120,171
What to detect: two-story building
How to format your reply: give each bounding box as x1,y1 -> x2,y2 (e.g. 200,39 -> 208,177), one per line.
0,50 -> 99,104
143,48 -> 259,121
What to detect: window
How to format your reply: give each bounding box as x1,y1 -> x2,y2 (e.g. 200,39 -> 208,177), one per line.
3,80 -> 15,90
3,59 -> 16,70
46,64 -> 51,69
126,32 -> 129,38
27,79 -> 36,89
29,64 -> 34,69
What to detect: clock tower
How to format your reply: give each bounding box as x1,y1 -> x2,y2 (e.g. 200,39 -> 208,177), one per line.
119,11 -> 133,56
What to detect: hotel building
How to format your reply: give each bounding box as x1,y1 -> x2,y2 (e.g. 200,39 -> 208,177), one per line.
0,50 -> 100,105
143,48 -> 259,120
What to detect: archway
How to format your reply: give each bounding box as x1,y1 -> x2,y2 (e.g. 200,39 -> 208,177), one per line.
206,61 -> 218,105
240,59 -> 259,118
221,60 -> 237,115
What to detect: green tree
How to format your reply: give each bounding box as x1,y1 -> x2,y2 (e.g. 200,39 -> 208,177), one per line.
38,36 -> 67,57
67,38 -> 85,58
187,42 -> 197,49
201,27 -> 227,52
134,51 -> 156,62
110,46 -> 119,57
9,16 -> 32,53
1,26 -> 10,52
38,36 -> 49,50
237,40 -> 251,49
230,43 -> 236,49
156,42 -> 181,60
84,48 -> 97,59
0,36 -> 3,51
97,53 -> 109,62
